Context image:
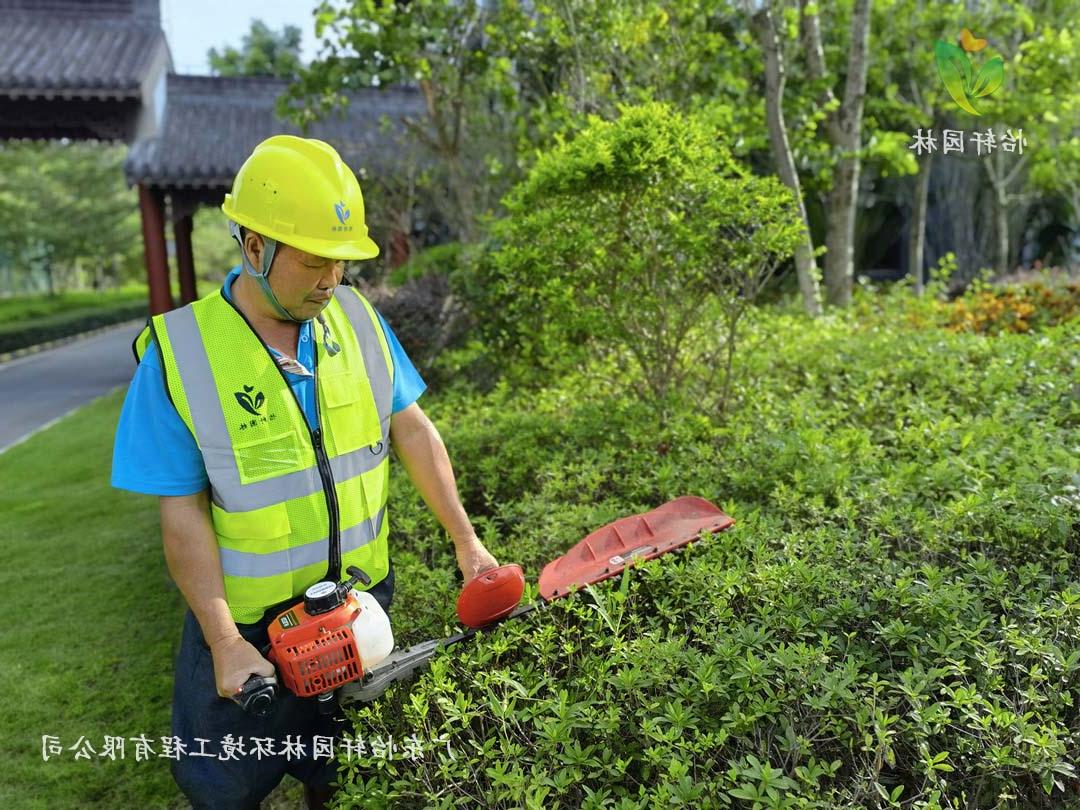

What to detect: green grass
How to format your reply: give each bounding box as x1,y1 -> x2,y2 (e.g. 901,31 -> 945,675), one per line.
0,392 -> 311,808
0,390 -> 182,808
0,287 -> 148,326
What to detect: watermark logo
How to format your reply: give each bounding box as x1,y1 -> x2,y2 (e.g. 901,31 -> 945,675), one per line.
234,385 -> 265,417
334,201 -> 350,225
935,28 -> 1004,116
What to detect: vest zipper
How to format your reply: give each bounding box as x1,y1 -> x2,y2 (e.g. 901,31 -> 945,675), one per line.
223,294 -> 343,585
310,346 -> 343,582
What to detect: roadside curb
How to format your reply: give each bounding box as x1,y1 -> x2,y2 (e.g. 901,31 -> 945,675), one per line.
0,318 -> 145,365
0,383 -> 127,456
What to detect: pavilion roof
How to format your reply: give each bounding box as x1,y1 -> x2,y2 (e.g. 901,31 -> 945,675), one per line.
124,74 -> 424,190
0,0 -> 166,101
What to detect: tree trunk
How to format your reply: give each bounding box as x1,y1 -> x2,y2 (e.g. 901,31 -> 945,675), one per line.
800,0 -> 872,307
908,152 -> 932,295
823,158 -> 860,306
983,148 -> 1028,278
822,0 -> 872,306
750,2 -> 822,317
993,182 -> 1009,277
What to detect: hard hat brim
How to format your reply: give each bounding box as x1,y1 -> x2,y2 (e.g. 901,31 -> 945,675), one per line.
223,205 -> 380,261
287,233 -> 381,262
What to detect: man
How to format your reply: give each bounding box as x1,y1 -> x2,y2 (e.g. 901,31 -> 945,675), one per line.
111,135 -> 498,809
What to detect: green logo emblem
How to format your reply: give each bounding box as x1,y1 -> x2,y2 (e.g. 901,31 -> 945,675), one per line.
935,29 -> 1004,116
234,384 -> 265,417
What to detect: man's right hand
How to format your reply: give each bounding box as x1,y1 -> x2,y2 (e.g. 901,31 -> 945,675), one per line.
209,635 -> 276,699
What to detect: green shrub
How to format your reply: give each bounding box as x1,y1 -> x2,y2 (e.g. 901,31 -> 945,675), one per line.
462,102 -> 803,424
387,242 -> 466,287
0,300 -> 147,353
0,287 -> 145,326
356,294 -> 1079,808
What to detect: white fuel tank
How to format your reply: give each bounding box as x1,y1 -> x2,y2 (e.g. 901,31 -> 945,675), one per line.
349,589 -> 394,671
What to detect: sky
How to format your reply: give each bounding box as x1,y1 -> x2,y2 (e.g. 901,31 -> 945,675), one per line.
161,0 -> 325,74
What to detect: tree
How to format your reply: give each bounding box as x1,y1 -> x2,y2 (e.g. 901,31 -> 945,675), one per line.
0,142 -> 141,294
861,0 -> 963,294
283,1 -> 772,245
282,0 -> 531,243
208,20 -> 303,79
745,0 -> 824,316
797,0 -> 874,307
973,3 -> 1080,276
865,0 -> 1079,286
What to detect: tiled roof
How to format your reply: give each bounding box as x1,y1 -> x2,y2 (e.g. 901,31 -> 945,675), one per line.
0,12 -> 166,99
125,75 -> 424,189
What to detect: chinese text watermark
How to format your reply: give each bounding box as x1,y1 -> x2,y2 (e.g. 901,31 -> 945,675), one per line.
41,733 -> 454,763
909,127 -> 1028,157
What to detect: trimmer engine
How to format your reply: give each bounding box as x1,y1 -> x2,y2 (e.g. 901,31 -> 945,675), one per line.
234,565 -> 393,715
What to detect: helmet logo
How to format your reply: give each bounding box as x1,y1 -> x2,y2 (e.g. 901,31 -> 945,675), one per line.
334,201 -> 350,225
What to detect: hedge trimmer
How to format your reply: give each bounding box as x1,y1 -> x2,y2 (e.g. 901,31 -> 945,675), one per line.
233,496 -> 733,715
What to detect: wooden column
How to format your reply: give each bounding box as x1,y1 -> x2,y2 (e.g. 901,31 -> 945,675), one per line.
174,213 -> 197,305
389,229 -> 410,268
138,184 -> 173,314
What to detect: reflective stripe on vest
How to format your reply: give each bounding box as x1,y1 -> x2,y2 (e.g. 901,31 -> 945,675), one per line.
162,304 -> 392,513
151,285 -> 395,623
219,504 -> 386,578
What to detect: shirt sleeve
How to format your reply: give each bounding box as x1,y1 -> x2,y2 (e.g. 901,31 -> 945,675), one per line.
110,340 -> 210,496
374,309 -> 427,413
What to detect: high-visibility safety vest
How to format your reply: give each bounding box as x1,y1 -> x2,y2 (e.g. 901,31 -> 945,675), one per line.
133,286 -> 394,624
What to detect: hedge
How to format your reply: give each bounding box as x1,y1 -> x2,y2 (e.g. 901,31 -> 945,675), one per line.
337,289 -> 1079,809
0,301 -> 147,354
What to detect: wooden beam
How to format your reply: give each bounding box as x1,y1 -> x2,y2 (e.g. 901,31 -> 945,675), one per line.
138,184 -> 173,314
174,213 -> 197,305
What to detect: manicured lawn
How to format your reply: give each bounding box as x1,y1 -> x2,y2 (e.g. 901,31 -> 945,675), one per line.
0,390 -> 183,807
0,391 -> 310,808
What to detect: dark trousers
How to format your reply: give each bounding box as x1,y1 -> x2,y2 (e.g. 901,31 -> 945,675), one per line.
170,561 -> 395,809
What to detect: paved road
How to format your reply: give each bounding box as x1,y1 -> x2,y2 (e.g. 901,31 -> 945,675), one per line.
0,321 -> 143,453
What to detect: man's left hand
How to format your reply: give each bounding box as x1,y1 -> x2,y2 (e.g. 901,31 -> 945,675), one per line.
455,537 -> 499,583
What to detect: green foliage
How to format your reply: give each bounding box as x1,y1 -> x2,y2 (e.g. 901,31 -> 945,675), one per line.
0,142 -> 142,294
207,19 -> 303,79
464,102 -> 803,423
283,0 -> 534,241
0,299 -> 146,353
285,0 -> 765,244
0,287 -> 144,326
387,242 -> 466,287
350,290 -> 1079,808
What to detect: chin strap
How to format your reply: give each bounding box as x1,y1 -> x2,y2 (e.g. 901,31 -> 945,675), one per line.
230,221 -> 306,323
316,313 -> 341,356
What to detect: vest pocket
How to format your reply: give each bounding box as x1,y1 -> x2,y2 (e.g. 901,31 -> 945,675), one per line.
213,502 -> 291,543
232,428 -> 304,485
320,370 -> 382,455
213,503 -> 294,614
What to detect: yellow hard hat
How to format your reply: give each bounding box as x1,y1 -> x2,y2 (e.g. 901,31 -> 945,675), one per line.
222,134 -> 379,261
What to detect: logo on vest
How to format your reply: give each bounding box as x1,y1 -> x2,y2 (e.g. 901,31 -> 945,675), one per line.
234,385 -> 265,417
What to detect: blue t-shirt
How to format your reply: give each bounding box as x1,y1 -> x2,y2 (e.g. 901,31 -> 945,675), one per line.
111,268 -> 426,496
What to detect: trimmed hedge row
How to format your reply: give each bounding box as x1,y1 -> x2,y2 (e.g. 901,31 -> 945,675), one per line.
0,302 -> 147,354
347,292 -> 1079,809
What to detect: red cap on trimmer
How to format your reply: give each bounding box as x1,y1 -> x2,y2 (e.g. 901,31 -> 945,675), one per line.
456,564 -> 525,629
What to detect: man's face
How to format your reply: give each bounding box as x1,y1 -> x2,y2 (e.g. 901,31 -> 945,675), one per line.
244,232 -> 345,321
270,244 -> 346,320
